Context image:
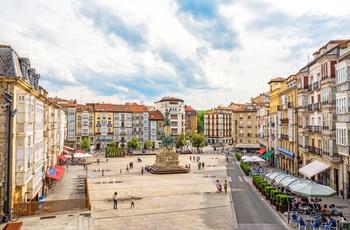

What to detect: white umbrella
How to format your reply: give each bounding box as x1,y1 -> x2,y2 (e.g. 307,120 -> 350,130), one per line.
241,155 -> 250,160
243,156 -> 254,162
84,153 -> 93,157
251,156 -> 266,163
73,153 -> 85,158
288,181 -> 337,197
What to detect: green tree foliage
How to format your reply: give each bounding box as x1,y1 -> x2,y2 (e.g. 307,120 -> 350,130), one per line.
127,137 -> 140,150
197,110 -> 209,133
109,142 -> 117,147
144,140 -> 153,149
176,132 -> 186,149
80,137 -> 90,149
191,133 -> 205,148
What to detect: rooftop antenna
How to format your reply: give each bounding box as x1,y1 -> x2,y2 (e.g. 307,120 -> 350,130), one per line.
307,53 -> 310,63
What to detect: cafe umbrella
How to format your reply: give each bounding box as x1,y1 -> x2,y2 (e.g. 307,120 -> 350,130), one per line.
287,181 -> 337,198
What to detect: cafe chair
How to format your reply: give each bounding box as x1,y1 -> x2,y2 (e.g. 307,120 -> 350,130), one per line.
299,219 -> 308,230
291,214 -> 299,226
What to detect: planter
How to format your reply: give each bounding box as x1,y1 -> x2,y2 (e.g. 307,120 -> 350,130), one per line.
279,204 -> 289,214
271,198 -> 276,206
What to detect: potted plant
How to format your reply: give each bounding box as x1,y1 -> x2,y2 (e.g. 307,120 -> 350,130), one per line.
277,194 -> 291,214
270,189 -> 281,206
235,152 -> 241,161
240,161 -> 251,176
264,186 -> 273,201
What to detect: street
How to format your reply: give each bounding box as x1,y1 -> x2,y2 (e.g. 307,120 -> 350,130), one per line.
227,154 -> 290,230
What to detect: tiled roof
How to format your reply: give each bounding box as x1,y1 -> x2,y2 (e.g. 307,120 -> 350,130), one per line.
93,103 -> 113,111
156,96 -> 184,103
126,103 -> 148,112
268,77 -> 285,84
185,105 -> 196,111
149,110 -> 165,120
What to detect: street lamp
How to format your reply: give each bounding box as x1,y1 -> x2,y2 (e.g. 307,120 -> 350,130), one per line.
2,90 -> 17,215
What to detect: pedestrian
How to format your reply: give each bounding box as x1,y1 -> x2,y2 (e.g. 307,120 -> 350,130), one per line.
141,167 -> 144,175
126,165 -> 129,173
202,162 -> 205,169
106,158 -> 108,163
190,156 -> 192,161
112,192 -> 118,209
224,181 -> 228,194
216,180 -> 222,193
120,169 -> 122,174
188,164 -> 191,169
102,169 -> 105,176
198,162 -> 201,170
131,197 -> 134,208
66,163 -> 69,171
226,156 -> 228,162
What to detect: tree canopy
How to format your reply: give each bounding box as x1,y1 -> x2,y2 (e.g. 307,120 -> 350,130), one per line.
80,137 -> 91,149
144,140 -> 153,149
127,137 -> 140,150
176,132 -> 186,149
191,133 -> 205,148
197,110 -> 209,133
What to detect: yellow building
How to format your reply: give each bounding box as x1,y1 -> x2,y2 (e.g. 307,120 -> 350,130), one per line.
185,105 -> 198,135
278,75 -> 298,174
268,77 -> 286,168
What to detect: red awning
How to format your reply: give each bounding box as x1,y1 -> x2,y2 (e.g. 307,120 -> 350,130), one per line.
58,155 -> 67,161
258,148 -> 266,154
46,166 -> 66,181
64,146 -> 74,151
75,150 -> 84,153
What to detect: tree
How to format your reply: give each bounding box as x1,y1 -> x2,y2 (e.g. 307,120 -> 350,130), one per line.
176,132 -> 186,149
192,133 -> 205,148
80,137 -> 90,150
127,137 -> 140,150
197,110 -> 209,133
144,140 -> 153,149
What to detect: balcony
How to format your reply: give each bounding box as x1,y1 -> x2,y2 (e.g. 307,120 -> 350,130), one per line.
247,125 -> 252,128
314,102 -> 321,110
313,81 -> 321,90
322,151 -> 341,163
96,123 -> 101,127
239,125 -> 243,128
107,124 -> 112,127
239,117 -> 243,119
239,134 -> 244,137
281,134 -> 289,140
287,102 -> 294,108
308,84 -> 313,92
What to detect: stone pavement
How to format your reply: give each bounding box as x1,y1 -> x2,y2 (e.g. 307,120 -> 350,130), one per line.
4,149 -> 236,230
7,148 -> 349,230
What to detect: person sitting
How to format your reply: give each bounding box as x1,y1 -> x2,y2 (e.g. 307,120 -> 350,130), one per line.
137,157 -> 142,162
338,213 -> 346,222
321,204 -> 328,213
329,204 -> 340,216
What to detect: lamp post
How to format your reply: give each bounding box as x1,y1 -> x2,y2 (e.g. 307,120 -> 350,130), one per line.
2,90 -> 17,215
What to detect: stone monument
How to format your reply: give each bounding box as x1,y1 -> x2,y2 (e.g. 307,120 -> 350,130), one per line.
149,109 -> 190,174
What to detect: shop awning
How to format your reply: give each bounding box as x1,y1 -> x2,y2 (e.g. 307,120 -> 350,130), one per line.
262,151 -> 274,159
64,146 -> 74,151
58,155 -> 67,161
46,166 -> 66,181
258,148 -> 266,154
299,160 -> 331,179
235,144 -> 260,149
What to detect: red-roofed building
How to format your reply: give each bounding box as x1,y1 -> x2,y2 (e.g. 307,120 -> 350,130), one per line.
185,105 -> 197,134
149,110 -> 165,148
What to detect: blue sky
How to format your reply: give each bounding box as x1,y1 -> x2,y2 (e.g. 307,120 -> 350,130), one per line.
1,0 -> 350,109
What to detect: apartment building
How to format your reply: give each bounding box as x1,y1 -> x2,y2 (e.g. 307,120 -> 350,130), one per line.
232,102 -> 260,152
278,75 -> 298,173
184,105 -> 197,135
204,105 -> 233,146
112,104 -> 133,148
257,95 -> 271,160
128,103 -> 149,149
149,110 -> 165,149
335,40 -> 350,199
154,97 -> 185,138
268,77 -> 286,168
75,104 -> 94,149
0,45 -> 65,210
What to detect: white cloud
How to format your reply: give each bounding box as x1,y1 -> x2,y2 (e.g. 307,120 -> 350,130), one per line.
1,0 -> 350,109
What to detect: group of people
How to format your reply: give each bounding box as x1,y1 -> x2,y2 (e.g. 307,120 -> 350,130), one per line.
112,192 -> 135,209
215,180 -> 228,193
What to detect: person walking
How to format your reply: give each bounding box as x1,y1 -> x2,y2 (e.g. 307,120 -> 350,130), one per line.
126,165 -> 129,173
202,162 -> 205,169
141,167 -> 144,175
130,197 -> 135,208
216,180 -> 222,193
66,163 -> 69,171
113,192 -> 118,209
224,181 -> 228,194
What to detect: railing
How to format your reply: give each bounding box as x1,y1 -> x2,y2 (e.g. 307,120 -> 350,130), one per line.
281,134 -> 289,140
313,81 -> 321,90
13,198 -> 88,216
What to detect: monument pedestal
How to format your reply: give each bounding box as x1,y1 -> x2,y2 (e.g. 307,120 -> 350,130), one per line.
149,147 -> 190,174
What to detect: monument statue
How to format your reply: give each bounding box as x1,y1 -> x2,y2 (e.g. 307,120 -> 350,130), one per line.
149,108 -> 190,174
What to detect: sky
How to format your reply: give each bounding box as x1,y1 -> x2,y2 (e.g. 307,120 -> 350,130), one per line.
1,0 -> 350,110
